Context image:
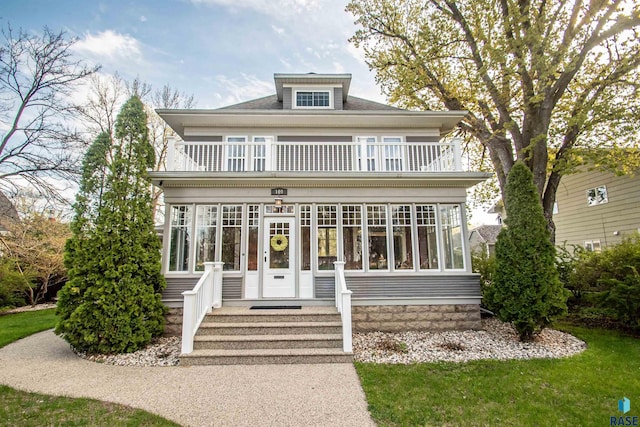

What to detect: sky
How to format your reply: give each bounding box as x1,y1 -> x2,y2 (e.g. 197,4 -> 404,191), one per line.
1,0 -> 498,225
1,0 -> 383,108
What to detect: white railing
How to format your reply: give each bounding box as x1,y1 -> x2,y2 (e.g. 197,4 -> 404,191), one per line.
169,139 -> 462,173
333,261 -> 353,353
180,261 -> 224,354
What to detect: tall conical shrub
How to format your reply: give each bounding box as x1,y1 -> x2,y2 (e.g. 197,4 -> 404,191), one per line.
56,97 -> 166,353
490,162 -> 568,340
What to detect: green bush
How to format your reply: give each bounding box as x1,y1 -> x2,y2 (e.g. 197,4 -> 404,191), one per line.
491,162 -> 568,340
471,248 -> 497,312
56,97 -> 166,354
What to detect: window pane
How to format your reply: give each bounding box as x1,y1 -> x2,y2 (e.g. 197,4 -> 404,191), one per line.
301,205 -> 311,271
367,205 -> 388,270
440,205 -> 464,269
221,205 -> 242,271
247,205 -> 259,271
169,205 -> 192,271
195,205 -> 217,271
343,205 -> 363,270
417,205 -> 439,269
296,91 -> 329,107
392,205 -> 413,270
269,221 -> 290,269
317,205 -> 337,270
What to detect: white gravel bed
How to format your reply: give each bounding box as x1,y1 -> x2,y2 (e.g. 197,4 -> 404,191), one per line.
75,336 -> 181,366
353,318 -> 586,364
73,317 -> 585,366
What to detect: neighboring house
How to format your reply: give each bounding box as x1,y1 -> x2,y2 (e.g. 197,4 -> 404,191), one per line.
469,225 -> 502,257
150,73 -> 490,361
0,190 -> 19,234
554,168 -> 640,251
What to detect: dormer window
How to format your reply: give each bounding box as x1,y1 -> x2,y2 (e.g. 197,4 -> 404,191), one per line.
294,89 -> 332,109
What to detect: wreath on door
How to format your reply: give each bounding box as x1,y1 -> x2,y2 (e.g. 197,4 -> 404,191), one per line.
270,234 -> 289,251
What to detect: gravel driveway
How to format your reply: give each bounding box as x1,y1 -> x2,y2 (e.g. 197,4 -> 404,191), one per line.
0,330 -> 375,427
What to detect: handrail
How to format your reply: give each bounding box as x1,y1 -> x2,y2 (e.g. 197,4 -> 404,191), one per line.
180,261 -> 224,354
334,261 -> 353,353
171,140 -> 462,173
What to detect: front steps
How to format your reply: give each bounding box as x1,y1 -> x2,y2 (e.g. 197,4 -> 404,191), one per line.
180,306 -> 353,365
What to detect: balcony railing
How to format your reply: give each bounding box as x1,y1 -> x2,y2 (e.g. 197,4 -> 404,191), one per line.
167,139 -> 462,173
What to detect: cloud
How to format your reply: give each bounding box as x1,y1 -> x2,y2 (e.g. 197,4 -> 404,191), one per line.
73,30 -> 142,61
271,25 -> 285,35
207,74 -> 275,108
189,0 -> 320,18
140,15 -> 148,22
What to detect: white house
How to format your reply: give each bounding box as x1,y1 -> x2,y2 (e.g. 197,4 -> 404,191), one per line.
150,73 -> 490,364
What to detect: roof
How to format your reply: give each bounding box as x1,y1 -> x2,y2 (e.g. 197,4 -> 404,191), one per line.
469,225 -> 502,244
0,191 -> 19,232
219,94 -> 401,111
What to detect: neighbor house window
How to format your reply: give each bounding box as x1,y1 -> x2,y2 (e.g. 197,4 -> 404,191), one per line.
317,205 -> 337,270
295,90 -> 330,107
342,205 -> 363,270
169,205 -> 192,272
440,204 -> 465,269
416,205 -> 439,270
586,186 -> 608,206
221,205 -> 243,271
367,205 -> 389,270
194,205 -> 218,271
585,240 -> 602,252
392,205 -> 414,270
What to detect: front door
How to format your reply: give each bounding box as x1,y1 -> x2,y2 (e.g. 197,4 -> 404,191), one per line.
263,218 -> 296,298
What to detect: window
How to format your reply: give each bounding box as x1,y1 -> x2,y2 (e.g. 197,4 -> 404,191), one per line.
300,206 -> 312,271
416,205 -> 439,270
252,137 -> 271,171
585,240 -> 602,252
317,205 -> 338,270
392,205 -> 414,270
586,186 -> 608,206
169,205 -> 192,272
440,205 -> 465,269
221,205 -> 243,271
247,205 -> 259,271
383,137 -> 403,171
226,137 -> 246,171
367,205 -> 389,270
194,206 -> 217,271
296,90 -> 330,107
342,205 -> 363,270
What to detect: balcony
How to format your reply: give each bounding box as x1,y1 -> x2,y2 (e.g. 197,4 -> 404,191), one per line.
167,139 -> 463,173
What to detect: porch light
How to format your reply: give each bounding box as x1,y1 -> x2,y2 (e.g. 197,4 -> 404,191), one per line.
274,197 -> 283,206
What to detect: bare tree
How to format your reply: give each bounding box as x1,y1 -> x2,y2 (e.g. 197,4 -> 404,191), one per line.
0,25 -> 99,203
75,73 -> 126,139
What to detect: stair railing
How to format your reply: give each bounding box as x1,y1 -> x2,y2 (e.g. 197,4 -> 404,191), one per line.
333,261 -> 353,352
181,261 -> 224,354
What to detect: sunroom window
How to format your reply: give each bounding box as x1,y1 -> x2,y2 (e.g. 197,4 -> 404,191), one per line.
169,205 -> 192,272
342,205 -> 363,270
194,205 -> 217,271
440,204 -> 465,269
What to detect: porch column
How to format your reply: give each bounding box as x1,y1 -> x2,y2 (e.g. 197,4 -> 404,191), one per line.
212,261 -> 224,308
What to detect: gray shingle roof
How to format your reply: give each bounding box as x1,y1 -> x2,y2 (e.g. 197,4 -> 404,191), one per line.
470,225 -> 502,244
218,94 -> 402,111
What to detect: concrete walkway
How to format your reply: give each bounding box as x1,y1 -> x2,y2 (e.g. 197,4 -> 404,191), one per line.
0,331 -> 375,427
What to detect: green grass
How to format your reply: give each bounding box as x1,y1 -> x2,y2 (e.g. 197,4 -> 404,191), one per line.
0,308 -> 58,348
356,326 -> 640,426
0,309 -> 179,427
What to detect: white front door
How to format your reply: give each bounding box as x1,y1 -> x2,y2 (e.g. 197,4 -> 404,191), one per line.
263,218 -> 296,298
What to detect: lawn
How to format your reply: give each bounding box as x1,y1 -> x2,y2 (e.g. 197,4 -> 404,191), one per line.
0,308 -> 179,427
356,326 -> 640,426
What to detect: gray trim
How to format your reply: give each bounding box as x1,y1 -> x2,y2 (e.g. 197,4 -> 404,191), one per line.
223,276 -> 242,299
277,135 -> 352,143
183,135 -> 223,142
162,277 -> 198,302
406,136 -> 440,143
315,274 -> 481,299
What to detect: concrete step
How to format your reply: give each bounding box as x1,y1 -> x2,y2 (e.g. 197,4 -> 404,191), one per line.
180,348 -> 353,366
193,333 -> 343,350
203,307 -> 341,324
196,321 -> 343,336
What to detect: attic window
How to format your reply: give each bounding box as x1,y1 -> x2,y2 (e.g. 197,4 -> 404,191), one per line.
586,186 -> 608,206
295,90 -> 330,108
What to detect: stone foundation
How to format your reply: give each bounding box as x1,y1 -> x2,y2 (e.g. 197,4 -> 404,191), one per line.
352,304 -> 481,332
164,308 -> 183,336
